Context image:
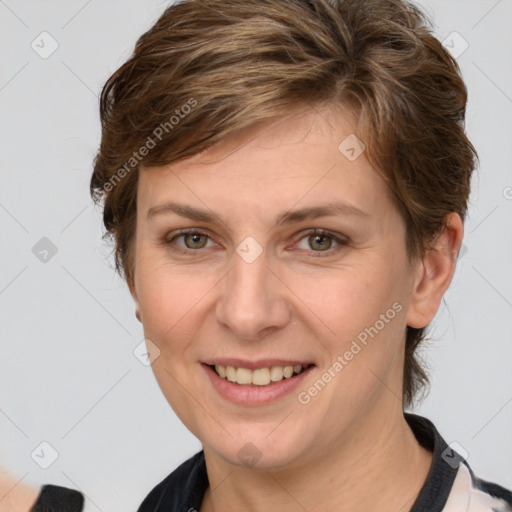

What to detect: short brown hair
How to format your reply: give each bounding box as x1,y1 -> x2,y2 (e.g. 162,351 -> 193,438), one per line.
90,0 -> 477,408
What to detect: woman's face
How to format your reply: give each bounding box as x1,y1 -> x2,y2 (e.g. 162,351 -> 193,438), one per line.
130,104 -> 426,469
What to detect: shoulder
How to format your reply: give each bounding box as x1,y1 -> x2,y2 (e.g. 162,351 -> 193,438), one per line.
448,461 -> 512,511
404,413 -> 512,512
136,450 -> 208,512
438,451 -> 512,512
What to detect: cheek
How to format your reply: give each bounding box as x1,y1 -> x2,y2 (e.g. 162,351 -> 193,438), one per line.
291,266 -> 407,387
136,263 -> 213,350
289,264 -> 398,337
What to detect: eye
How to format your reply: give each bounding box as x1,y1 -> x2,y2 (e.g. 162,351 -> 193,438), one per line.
165,229 -> 218,253
293,229 -> 349,257
163,228 -> 349,257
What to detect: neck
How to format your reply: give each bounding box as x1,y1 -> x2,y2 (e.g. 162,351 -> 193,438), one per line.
200,403 -> 433,512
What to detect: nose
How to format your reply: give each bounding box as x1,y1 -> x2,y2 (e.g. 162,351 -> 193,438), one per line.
215,246 -> 291,341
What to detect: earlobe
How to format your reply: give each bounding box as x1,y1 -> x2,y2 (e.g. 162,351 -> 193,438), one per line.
406,212 -> 464,329
127,274 -> 142,323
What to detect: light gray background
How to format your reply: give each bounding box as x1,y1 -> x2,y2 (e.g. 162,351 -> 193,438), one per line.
1,1 -> 511,511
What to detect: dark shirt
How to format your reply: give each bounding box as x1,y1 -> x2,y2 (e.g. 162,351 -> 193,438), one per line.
136,413 -> 512,512
30,485 -> 84,512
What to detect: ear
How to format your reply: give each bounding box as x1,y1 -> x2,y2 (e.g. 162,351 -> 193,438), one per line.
406,212 -> 464,329
127,273 -> 142,323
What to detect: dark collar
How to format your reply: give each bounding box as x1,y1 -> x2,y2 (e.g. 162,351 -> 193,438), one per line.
406,413 -> 459,511
137,413 -> 458,512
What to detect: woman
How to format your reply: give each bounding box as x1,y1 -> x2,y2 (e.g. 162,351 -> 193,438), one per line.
90,0 -> 512,510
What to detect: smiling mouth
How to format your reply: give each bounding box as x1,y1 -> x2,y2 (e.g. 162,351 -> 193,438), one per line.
209,363 -> 312,386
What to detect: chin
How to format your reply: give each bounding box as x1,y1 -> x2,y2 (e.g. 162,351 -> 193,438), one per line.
203,425 -> 311,470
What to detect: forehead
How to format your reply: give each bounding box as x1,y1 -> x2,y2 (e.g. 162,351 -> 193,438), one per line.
181,103 -> 362,172
137,104 -> 395,222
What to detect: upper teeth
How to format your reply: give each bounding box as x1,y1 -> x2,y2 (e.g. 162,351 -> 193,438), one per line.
214,364 -> 308,386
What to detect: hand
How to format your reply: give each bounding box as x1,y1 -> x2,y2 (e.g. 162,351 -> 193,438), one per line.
0,470 -> 39,512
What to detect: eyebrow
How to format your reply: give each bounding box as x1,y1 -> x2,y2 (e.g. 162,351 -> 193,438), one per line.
147,200 -> 370,227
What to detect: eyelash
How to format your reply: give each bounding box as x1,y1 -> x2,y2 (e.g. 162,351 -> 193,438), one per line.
163,228 -> 349,258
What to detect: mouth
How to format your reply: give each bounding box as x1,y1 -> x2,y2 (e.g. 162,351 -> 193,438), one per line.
207,363 -> 313,387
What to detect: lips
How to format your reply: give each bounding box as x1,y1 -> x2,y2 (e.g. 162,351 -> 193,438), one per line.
202,362 -> 316,405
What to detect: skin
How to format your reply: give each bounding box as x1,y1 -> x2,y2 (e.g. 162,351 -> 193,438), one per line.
0,471 -> 38,512
129,103 -> 463,512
